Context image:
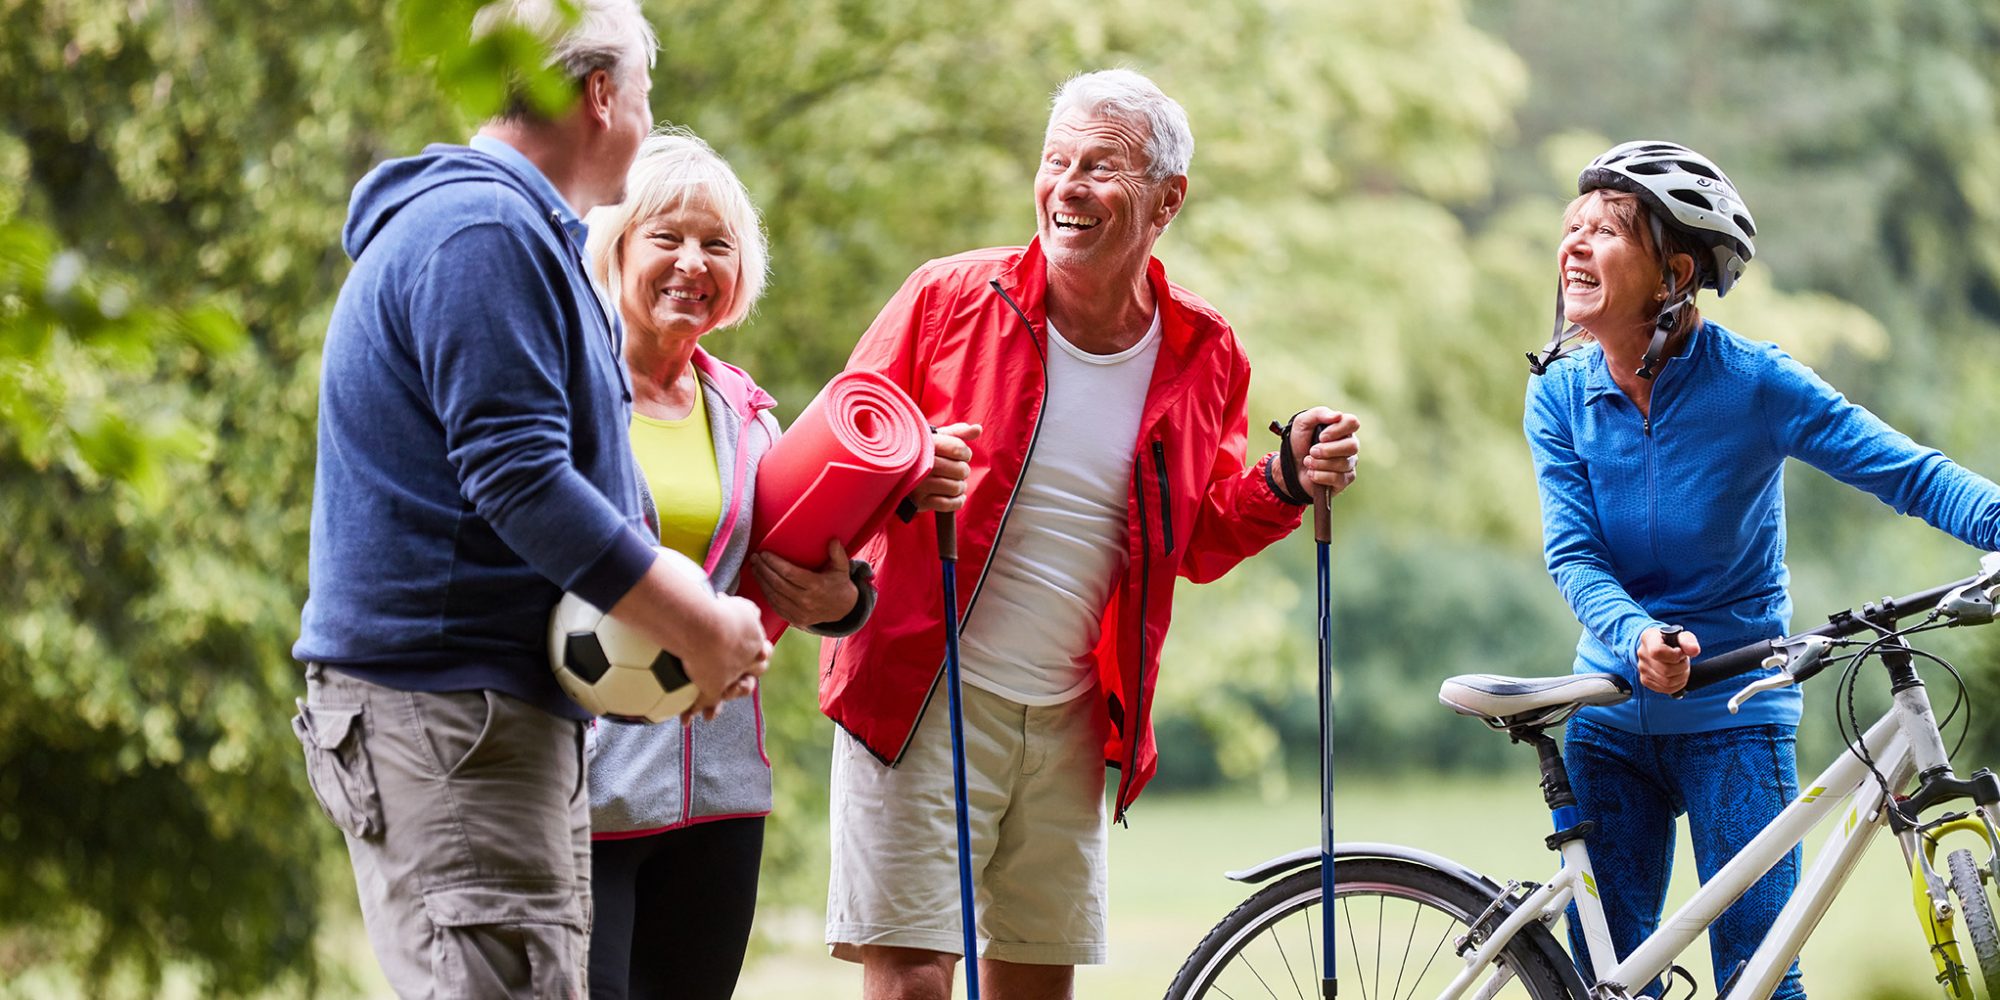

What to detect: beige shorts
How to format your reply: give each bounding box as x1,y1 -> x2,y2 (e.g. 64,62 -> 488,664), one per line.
826,680 -> 1110,966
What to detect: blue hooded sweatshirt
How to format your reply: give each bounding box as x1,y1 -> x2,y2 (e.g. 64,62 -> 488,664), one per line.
1526,320 -> 2000,733
295,138 -> 657,719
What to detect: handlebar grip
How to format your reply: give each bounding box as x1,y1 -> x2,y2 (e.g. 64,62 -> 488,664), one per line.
1659,625 -> 1684,652
1683,639 -> 1781,693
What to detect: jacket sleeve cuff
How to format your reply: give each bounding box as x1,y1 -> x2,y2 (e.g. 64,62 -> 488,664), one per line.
570,528 -> 659,613
1260,452 -> 1311,507
803,559 -> 877,638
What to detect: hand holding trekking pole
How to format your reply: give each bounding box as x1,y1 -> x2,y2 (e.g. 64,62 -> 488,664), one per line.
1285,408 -> 1360,509
910,423 -> 981,513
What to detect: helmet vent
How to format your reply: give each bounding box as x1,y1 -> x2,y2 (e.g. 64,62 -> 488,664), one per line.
1668,189 -> 1713,210
1735,214 -> 1757,237
1678,161 -> 1722,182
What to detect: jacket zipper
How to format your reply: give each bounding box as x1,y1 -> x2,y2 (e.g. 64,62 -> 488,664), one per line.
1151,440 -> 1174,556
886,281 -> 1051,765
687,379 -> 772,817
1637,357 -> 1686,735
682,720 -> 695,821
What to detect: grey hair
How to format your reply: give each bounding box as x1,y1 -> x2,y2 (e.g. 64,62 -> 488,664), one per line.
586,127 -> 770,332
474,0 -> 659,122
1046,69 -> 1193,181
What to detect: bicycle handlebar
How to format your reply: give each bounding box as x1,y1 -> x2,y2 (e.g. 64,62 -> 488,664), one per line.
1681,572 -> 1983,694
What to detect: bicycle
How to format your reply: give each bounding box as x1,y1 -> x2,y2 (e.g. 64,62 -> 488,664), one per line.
1166,552 -> 2000,1000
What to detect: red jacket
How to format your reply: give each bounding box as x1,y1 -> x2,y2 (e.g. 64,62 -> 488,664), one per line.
818,239 -> 1305,820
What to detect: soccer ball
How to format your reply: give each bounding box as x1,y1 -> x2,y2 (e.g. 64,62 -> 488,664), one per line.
548,546 -> 711,723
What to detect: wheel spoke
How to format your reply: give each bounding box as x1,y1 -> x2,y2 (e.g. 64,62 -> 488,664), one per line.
1391,896 -> 1418,1000
1268,919 -> 1307,1000
1306,905 -> 1320,990
1375,891 -> 1385,996
1240,950 -> 1284,1000
1343,896 -> 1373,1000
1406,915 -> 1455,993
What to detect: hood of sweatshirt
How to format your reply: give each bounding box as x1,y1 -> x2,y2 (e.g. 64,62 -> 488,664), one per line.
342,143 -> 552,262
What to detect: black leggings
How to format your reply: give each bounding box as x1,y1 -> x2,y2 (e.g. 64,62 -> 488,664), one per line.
588,817 -> 765,1000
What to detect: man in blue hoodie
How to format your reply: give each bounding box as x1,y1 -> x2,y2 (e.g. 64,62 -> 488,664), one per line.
291,2 -> 771,994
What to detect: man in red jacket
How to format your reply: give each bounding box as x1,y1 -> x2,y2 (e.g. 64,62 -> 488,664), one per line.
821,69 -> 1361,999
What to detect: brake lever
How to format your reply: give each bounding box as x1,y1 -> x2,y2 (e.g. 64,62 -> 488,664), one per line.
1724,635 -> 1832,714
1728,672 -> 1797,715
1942,579 -> 1996,625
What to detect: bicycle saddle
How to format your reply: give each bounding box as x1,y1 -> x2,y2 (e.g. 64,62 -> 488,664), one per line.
1437,673 -> 1632,730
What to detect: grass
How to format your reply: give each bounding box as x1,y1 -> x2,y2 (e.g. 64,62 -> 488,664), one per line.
301,767 -> 1947,998
737,772 -> 1945,999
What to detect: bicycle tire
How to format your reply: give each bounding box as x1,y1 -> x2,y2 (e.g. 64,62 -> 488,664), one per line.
1164,857 -> 1576,1000
1947,848 -> 2000,993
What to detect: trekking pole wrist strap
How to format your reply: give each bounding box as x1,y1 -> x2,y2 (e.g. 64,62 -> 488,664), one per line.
1266,415 -> 1314,507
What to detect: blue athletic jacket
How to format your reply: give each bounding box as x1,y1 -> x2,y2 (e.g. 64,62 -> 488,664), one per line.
295,138 -> 656,719
1525,320 -> 2000,733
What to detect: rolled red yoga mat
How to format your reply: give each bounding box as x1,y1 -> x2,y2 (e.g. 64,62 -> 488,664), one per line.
742,370 -> 933,630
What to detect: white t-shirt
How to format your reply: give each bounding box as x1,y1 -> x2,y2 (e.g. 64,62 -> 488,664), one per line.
959,311 -> 1163,705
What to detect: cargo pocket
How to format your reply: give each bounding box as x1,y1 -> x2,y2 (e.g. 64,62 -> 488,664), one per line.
423,884 -> 586,999
291,699 -> 385,840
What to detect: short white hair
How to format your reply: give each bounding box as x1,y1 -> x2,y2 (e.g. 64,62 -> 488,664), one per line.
1046,69 -> 1193,181
474,0 -> 658,121
586,128 -> 769,332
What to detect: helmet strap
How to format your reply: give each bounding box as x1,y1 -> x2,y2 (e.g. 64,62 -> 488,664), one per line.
1636,217 -> 1694,381
1528,277 -> 1587,376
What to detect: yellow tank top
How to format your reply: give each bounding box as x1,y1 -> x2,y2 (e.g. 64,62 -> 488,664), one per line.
629,389 -> 723,563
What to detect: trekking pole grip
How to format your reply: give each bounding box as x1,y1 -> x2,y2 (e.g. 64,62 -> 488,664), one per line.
1312,422 -> 1332,544
935,510 -> 957,562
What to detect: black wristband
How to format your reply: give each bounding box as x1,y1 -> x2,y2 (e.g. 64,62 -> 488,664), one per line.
805,559 -> 876,637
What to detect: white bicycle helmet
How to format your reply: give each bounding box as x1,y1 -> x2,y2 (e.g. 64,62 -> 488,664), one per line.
1577,140 -> 1757,297
1529,140 -> 1760,380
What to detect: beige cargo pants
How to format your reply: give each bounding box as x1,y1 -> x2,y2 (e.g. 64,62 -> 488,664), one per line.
294,664 -> 590,999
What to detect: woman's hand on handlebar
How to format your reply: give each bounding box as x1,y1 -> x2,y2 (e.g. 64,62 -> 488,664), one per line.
1637,626 -> 1702,694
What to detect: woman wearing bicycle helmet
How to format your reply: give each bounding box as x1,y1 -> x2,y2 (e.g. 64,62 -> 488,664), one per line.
1525,140 -> 2000,998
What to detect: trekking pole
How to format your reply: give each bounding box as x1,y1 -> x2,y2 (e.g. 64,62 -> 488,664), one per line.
1312,435 -> 1338,1000
937,510 -> 981,1000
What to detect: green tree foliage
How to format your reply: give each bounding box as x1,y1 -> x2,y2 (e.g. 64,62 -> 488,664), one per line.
10,0 -> 2000,991
0,0 -> 471,991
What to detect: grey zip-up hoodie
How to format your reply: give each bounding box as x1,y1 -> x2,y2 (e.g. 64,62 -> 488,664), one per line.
589,349 -> 871,835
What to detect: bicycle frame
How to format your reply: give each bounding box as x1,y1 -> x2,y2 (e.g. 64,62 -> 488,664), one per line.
1451,683 -> 1953,1000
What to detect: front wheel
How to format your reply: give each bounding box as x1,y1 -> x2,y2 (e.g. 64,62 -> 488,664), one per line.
1947,848 -> 2000,993
1165,857 -> 1576,1000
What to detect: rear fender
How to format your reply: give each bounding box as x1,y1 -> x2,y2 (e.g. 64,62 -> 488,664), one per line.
1227,842 -> 1501,892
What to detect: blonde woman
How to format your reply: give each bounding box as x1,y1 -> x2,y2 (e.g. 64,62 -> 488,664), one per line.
582,129 -> 872,999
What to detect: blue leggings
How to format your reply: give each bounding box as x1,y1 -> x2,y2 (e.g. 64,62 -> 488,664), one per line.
1563,716 -> 1806,999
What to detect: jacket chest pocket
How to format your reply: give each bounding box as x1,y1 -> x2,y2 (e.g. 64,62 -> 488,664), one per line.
1148,439 -> 1176,556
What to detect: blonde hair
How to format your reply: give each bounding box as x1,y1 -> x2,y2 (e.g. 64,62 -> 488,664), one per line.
586,128 -> 769,332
